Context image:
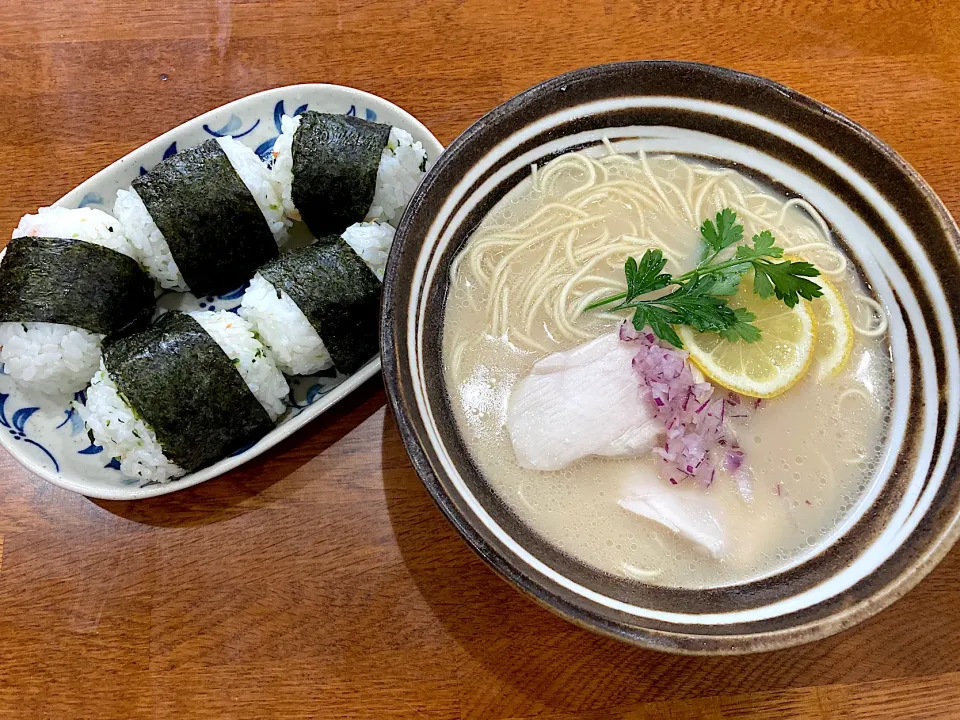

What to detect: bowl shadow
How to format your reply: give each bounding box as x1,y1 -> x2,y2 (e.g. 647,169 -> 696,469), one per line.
93,375 -> 386,528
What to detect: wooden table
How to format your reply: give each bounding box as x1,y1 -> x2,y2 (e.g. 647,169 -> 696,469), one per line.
1,1 -> 959,717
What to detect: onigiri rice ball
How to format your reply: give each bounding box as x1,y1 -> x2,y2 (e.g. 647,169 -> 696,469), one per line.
79,310 -> 289,483
271,115 -> 427,227
239,221 -> 392,376
114,136 -> 290,292
0,207 -> 142,395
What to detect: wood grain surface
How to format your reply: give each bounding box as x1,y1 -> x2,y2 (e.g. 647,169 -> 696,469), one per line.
1,1 -> 959,717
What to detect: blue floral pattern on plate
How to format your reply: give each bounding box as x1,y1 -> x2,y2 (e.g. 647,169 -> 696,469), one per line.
250,100 -> 310,161
0,393 -> 59,472
140,142 -> 178,176
77,192 -> 105,209
203,114 -> 261,139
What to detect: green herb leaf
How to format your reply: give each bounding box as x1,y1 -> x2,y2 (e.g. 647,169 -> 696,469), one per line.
710,263 -> 751,296
652,276 -> 738,333
752,230 -> 778,254
718,307 -> 762,343
752,267 -> 774,299
620,275 -> 738,347
632,305 -> 684,349
700,208 -> 743,257
735,230 -> 783,261
751,259 -> 823,307
624,250 -> 671,302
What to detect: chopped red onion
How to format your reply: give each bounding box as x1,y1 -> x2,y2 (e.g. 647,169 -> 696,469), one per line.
620,321 -> 759,491
723,449 -> 745,473
619,323 -> 643,342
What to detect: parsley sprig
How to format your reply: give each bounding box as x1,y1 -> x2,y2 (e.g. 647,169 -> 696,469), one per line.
586,209 -> 823,348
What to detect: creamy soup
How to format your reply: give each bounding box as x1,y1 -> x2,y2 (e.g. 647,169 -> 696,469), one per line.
442,147 -> 891,588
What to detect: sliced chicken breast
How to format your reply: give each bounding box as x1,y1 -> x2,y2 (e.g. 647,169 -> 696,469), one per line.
506,332 -> 661,471
618,473 -> 728,558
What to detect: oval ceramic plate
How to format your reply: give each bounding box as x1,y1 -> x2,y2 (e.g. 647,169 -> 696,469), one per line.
0,84 -> 443,500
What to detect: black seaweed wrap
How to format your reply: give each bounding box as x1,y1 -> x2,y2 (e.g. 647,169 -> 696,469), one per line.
0,236 -> 154,337
290,112 -> 391,236
102,311 -> 275,472
132,139 -> 278,296
258,237 -> 381,374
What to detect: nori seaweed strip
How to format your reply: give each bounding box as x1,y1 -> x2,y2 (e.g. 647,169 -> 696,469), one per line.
103,311 -> 274,472
132,139 -> 278,296
291,112 -> 391,236
0,236 -> 154,337
259,237 -> 381,374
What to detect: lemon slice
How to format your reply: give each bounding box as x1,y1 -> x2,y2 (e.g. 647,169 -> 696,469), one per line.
810,276 -> 854,380
678,281 -> 817,399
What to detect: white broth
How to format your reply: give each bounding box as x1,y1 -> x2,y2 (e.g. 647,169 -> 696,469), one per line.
442,148 -> 891,588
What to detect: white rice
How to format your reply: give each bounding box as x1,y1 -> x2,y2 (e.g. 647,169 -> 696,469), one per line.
79,360 -> 184,483
189,310 -> 289,420
238,273 -> 333,377
215,136 -> 291,246
0,322 -> 103,395
13,206 -> 137,260
341,221 -> 395,280
271,113 -> 301,221
114,188 -> 188,291
271,117 -> 427,227
366,126 -> 428,226
0,207 -> 140,394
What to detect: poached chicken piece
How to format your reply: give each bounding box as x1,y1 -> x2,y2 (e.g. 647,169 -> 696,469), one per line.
618,472 -> 727,557
506,332 -> 661,471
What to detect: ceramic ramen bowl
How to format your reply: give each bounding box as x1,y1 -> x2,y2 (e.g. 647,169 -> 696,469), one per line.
381,61 -> 960,654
